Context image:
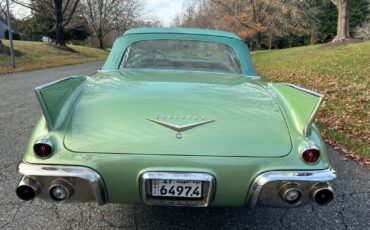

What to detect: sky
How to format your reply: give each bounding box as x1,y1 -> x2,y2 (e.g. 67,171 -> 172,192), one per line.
144,0 -> 185,26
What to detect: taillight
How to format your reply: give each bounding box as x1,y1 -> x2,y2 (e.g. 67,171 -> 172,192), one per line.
33,140 -> 53,159
302,148 -> 320,164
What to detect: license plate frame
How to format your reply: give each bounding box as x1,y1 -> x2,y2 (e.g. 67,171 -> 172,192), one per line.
151,179 -> 203,198
141,172 -> 214,207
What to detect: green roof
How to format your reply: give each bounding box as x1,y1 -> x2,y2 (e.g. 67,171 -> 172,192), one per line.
123,28 -> 241,40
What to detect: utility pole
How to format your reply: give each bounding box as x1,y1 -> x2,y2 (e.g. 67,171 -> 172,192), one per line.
6,0 -> 15,69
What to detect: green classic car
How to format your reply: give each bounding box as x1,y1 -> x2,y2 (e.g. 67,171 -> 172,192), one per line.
16,28 -> 336,208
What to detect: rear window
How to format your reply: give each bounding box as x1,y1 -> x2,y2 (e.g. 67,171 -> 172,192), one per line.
120,40 -> 242,74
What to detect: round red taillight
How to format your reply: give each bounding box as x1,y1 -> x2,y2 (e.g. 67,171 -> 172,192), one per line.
33,141 -> 53,159
302,148 -> 320,164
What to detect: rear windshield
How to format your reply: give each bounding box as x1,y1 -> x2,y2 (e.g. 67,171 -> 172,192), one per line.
120,40 -> 242,74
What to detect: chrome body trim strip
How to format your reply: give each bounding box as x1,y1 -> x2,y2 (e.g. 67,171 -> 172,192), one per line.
140,172 -> 215,207
35,89 -> 53,131
35,77 -> 71,90
284,83 -> 323,98
246,168 -> 337,208
284,83 -> 324,136
18,162 -> 108,205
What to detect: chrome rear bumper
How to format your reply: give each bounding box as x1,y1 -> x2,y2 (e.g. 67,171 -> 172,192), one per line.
16,162 -> 108,204
16,162 -> 336,208
246,168 -> 337,208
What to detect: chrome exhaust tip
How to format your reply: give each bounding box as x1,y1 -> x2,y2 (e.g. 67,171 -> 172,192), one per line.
279,183 -> 302,205
48,180 -> 73,202
16,176 -> 40,201
311,183 -> 334,205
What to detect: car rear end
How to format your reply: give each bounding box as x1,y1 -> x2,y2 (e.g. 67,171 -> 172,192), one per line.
17,116 -> 336,208
16,28 -> 336,208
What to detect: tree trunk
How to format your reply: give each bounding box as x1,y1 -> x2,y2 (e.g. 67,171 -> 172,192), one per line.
268,36 -> 272,50
54,0 -> 65,46
98,37 -> 104,50
310,33 -> 315,45
255,32 -> 262,50
332,0 -> 350,42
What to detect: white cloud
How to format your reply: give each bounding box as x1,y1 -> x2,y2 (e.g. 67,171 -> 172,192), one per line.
144,0 -> 185,26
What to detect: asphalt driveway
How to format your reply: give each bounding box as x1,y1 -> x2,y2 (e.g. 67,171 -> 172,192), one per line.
0,62 -> 369,229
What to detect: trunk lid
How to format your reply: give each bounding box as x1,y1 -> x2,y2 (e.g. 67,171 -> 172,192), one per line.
64,71 -> 292,157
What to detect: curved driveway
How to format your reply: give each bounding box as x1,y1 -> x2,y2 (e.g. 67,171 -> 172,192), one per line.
0,62 -> 369,229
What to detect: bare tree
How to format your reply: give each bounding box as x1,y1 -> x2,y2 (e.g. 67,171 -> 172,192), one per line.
296,0 -> 324,45
81,0 -> 141,49
0,0 -> 7,17
277,0 -> 324,47
13,0 -> 80,46
331,0 -> 350,42
209,0 -> 293,49
173,0 -> 234,30
116,0 -> 142,33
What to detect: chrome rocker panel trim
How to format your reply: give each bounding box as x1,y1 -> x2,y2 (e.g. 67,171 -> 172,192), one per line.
140,172 -> 215,207
246,168 -> 337,208
18,162 -> 108,205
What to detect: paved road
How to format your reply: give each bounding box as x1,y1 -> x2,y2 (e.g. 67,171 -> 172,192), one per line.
0,62 -> 369,230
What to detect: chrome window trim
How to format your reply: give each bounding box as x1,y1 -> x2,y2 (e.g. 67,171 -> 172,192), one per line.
245,168 -> 337,208
284,83 -> 324,136
18,162 -> 108,205
118,68 -> 261,80
118,39 -> 244,75
140,172 -> 215,207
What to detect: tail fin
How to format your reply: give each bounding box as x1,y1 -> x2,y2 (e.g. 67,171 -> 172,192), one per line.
271,83 -> 323,136
35,76 -> 87,130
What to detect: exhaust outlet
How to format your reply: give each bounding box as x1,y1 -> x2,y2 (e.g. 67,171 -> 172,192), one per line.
48,180 -> 73,202
16,176 -> 40,201
279,183 -> 302,205
311,183 -> 334,205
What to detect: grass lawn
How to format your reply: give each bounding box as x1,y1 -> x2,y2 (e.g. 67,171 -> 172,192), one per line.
0,40 -> 108,74
252,41 -> 370,160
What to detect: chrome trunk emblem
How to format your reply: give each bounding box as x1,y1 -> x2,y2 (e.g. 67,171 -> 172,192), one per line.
146,118 -> 215,132
176,133 -> 183,139
146,115 -> 214,138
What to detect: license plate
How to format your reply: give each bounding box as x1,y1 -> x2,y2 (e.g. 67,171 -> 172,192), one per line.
151,179 -> 202,198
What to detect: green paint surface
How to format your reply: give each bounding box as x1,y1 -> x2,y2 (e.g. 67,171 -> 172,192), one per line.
23,28 -> 332,206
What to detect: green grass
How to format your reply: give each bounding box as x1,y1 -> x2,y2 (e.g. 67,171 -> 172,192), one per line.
252,41 -> 370,159
0,40 -> 108,74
